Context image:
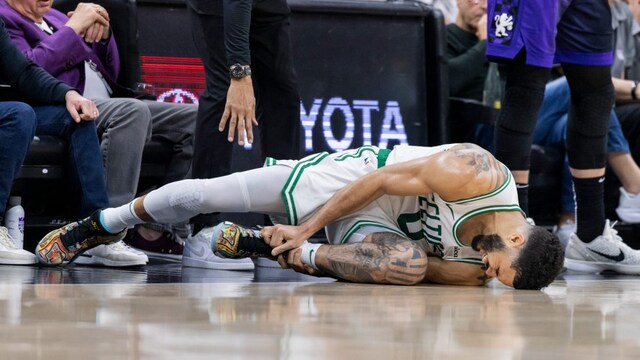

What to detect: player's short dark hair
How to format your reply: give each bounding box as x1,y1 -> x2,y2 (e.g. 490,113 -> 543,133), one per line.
511,226 -> 564,290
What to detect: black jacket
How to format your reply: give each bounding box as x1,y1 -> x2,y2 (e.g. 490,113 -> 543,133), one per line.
186,0 -> 290,67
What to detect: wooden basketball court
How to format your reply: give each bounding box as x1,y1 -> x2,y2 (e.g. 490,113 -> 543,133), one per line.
1,263 -> 639,359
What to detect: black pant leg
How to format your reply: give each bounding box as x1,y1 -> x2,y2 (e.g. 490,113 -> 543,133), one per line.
188,7 -> 233,180
249,12 -> 301,160
187,6 -> 233,227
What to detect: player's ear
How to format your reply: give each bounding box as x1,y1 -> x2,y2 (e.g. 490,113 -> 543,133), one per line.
506,232 -> 526,248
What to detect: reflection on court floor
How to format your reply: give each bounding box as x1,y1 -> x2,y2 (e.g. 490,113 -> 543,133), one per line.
0,264 -> 639,359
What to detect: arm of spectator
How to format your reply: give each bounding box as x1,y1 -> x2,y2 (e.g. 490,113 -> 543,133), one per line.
64,90 -> 99,122
91,28 -> 120,82
68,6 -> 120,85
65,3 -> 109,36
446,14 -> 488,98
612,77 -> 639,102
0,20 -> 72,104
2,10 -> 94,77
447,39 -> 488,97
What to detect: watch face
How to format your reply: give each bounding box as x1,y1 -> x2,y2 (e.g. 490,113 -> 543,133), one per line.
230,64 -> 248,79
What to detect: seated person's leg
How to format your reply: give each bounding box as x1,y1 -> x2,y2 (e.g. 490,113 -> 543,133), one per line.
0,102 -> 38,264
616,102 -> 640,159
32,105 -> 108,216
607,104 -> 640,223
87,99 -> 155,266
126,100 -> 197,256
533,77 -> 571,146
143,100 -> 196,184
32,104 -> 148,266
0,102 -> 37,199
92,98 -> 152,208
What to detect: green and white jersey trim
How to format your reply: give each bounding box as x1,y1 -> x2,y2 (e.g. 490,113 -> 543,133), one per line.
264,157 -> 279,167
451,204 -> 523,246
281,152 -> 330,225
448,164 -> 512,204
277,147 -> 389,226
340,220 -> 406,244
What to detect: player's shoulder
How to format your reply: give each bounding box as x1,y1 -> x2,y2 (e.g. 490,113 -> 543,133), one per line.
439,143 -> 497,169
438,143 -> 506,190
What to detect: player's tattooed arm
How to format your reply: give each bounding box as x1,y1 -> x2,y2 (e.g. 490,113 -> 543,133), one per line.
423,256 -> 488,286
315,232 -> 428,285
450,143 -> 506,191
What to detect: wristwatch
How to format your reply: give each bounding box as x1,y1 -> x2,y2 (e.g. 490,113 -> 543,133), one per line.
229,64 -> 252,80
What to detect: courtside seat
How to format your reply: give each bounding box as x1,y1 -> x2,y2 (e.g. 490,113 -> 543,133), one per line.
17,136 -> 172,183
17,136 -> 67,180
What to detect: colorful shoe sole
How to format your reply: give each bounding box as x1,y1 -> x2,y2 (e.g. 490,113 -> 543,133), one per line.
215,223 -> 243,258
36,222 -> 126,266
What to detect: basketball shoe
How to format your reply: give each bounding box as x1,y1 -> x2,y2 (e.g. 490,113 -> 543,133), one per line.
183,221 -> 272,270
0,226 -> 36,265
36,210 -> 126,265
74,241 -> 148,267
616,187 -> 640,224
552,220 -> 576,250
564,220 -> 640,274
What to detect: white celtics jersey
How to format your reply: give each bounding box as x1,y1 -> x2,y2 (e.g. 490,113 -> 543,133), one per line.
384,145 -> 520,264
268,144 -> 520,264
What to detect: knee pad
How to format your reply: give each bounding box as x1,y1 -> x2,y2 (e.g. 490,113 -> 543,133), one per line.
168,179 -> 206,213
494,62 -> 550,170
564,65 -> 614,169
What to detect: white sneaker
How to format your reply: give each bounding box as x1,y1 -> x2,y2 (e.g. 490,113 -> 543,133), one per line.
74,240 -> 148,267
564,220 -> 640,274
616,187 -> 640,223
0,227 -> 36,265
182,226 -> 254,271
553,221 -> 576,250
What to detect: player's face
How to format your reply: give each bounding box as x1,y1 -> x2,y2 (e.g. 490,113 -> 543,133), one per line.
479,248 -> 516,288
473,234 -> 517,287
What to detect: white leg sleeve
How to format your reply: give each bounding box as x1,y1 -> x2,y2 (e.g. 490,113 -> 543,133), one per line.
142,166 -> 291,224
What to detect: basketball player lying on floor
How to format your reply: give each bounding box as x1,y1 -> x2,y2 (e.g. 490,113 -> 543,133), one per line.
36,143 -> 564,289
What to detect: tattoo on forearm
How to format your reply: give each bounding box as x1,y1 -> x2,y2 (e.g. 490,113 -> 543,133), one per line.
320,232 -> 428,285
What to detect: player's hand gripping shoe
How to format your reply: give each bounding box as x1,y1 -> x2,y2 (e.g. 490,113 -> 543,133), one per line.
212,221 -> 272,259
36,210 -> 126,266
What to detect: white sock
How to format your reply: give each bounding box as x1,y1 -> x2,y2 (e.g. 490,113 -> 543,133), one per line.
299,241 -> 322,270
101,202 -> 142,233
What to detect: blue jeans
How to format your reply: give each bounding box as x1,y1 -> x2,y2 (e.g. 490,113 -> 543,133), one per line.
0,102 -> 108,218
533,77 -> 628,214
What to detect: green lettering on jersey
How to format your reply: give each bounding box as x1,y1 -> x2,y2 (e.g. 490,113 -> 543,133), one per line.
397,195 -> 442,243
397,212 -> 423,240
